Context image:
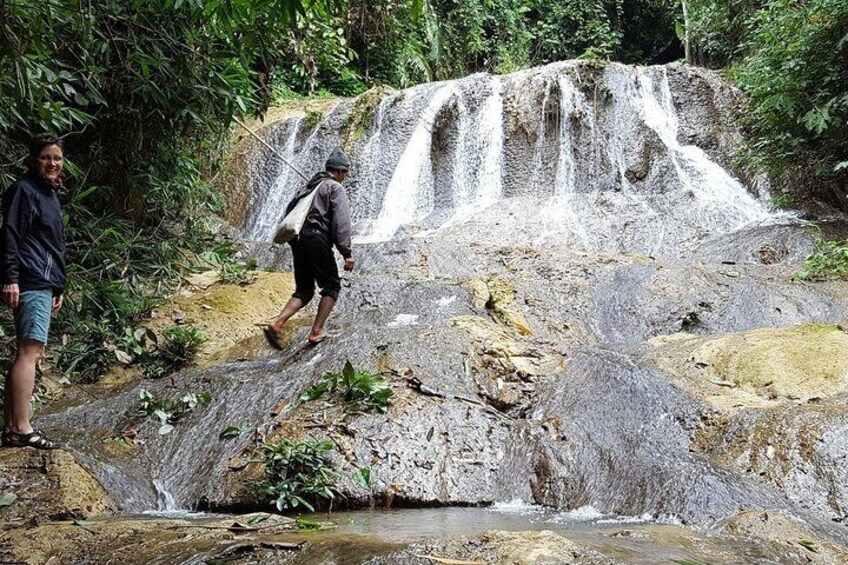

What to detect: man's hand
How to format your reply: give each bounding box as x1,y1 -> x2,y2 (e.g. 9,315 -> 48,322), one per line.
52,294 -> 63,312
344,257 -> 355,271
2,283 -> 19,309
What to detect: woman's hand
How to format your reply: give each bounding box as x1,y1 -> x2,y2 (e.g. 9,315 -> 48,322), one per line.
52,294 -> 63,312
2,283 -> 19,308
344,257 -> 355,271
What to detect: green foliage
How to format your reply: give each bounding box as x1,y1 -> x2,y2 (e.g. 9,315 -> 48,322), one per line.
219,423 -> 254,440
198,241 -> 259,285
0,0 -> 342,196
732,0 -> 848,184
157,325 -> 204,374
253,437 -> 338,512
530,0 -> 623,62
279,2 -> 358,95
112,323 -> 202,379
302,360 -> 392,413
0,0 -> 341,383
689,0 -> 763,66
130,388 -> 212,435
795,237 -> 848,281
690,0 -> 848,200
770,193 -> 794,209
351,467 -> 372,489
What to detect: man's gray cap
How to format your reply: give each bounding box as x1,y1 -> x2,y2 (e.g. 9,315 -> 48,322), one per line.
325,147 -> 351,171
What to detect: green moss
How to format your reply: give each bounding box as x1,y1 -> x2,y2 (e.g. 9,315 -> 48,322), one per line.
698,324 -> 848,401
341,86 -> 394,150
572,61 -> 610,101
302,109 -> 324,132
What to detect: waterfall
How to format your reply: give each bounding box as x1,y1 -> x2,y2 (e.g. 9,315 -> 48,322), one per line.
636,68 -> 769,224
244,118 -> 304,241
357,84 -> 457,243
240,62 -> 783,256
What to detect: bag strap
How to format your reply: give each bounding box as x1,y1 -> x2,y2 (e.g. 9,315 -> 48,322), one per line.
289,179 -> 327,212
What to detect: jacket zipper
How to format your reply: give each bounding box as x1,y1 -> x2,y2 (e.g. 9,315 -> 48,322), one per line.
44,254 -> 53,280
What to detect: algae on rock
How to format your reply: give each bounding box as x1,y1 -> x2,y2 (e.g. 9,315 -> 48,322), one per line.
650,323 -> 848,409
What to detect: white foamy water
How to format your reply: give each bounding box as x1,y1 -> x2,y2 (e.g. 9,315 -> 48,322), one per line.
245,118 -> 304,241
142,479 -> 207,518
489,499 -> 546,517
387,314 -> 419,327
357,84 -> 457,243
243,62 -> 785,256
636,68 -> 769,223
436,295 -> 457,307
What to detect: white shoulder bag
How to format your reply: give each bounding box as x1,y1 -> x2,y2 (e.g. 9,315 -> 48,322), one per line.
272,182 -> 322,244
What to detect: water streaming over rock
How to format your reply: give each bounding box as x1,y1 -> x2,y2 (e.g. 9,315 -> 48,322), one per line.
241,62 -> 778,256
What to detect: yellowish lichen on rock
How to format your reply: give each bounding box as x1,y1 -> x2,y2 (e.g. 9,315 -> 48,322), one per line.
450,316 -> 523,358
0,449 -> 113,524
150,271 -> 296,364
476,530 -> 584,564
449,316 -> 559,378
651,324 -> 848,410
465,276 -> 534,335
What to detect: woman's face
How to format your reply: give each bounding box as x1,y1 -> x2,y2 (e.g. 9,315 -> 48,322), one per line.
34,144 -> 64,183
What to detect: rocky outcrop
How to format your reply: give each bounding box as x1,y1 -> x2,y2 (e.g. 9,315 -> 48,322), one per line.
649,324 -> 848,410
0,449 -> 113,524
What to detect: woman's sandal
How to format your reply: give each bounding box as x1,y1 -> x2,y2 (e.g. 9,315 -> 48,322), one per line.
3,429 -> 61,450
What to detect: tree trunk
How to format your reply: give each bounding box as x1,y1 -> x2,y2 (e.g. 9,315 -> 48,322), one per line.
681,0 -> 692,65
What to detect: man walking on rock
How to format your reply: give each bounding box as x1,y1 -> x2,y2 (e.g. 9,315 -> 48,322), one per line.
263,147 -> 355,348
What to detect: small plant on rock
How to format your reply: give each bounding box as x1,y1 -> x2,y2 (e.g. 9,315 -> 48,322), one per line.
253,437 -> 338,512
156,325 -> 204,374
795,238 -> 848,281
115,324 -> 203,378
130,388 -> 212,435
198,242 -> 257,285
301,360 -> 392,413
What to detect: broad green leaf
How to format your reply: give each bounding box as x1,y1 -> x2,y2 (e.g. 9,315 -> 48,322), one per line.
342,360 -> 355,381
351,467 -> 371,489
0,492 -> 17,507
219,425 -> 242,440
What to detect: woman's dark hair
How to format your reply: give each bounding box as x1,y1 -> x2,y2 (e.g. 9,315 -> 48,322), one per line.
28,133 -> 64,158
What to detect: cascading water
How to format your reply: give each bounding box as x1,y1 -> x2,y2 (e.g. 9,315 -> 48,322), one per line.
359,83 -> 457,243
244,118 -> 303,241
240,62 -> 783,257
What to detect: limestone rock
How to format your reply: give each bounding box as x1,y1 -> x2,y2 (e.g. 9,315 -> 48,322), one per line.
0,449 -> 113,524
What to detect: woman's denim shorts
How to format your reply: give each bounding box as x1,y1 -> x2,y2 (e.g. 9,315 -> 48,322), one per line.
14,289 -> 53,344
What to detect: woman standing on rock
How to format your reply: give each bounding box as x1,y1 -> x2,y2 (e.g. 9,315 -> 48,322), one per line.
1,134 -> 67,449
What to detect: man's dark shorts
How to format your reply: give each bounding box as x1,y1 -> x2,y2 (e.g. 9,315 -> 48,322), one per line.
291,231 -> 341,303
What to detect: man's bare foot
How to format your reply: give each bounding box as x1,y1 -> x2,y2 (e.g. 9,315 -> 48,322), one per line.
307,330 -> 328,345
262,326 -> 284,350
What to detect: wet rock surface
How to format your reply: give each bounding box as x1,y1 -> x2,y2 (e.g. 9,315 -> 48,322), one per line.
33,226 -> 848,543
2,510 -> 844,565
0,449 -> 114,524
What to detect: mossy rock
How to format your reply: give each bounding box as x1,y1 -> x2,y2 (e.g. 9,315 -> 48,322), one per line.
651,324 -> 848,409
0,449 -> 114,524
150,271 -> 296,364
341,86 -> 395,150
465,276 -> 533,335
